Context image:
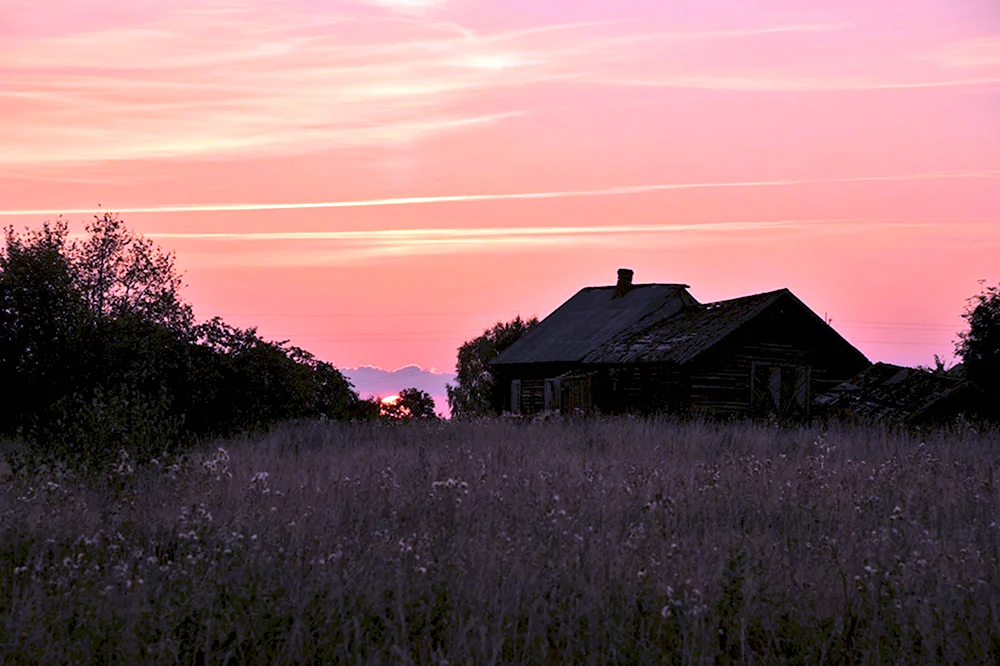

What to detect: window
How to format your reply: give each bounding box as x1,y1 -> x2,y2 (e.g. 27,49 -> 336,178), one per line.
751,362 -> 810,416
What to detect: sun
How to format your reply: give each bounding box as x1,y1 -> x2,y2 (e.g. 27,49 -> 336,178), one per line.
381,395 -> 400,405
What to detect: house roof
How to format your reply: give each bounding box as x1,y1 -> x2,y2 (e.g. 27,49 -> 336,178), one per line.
815,362 -> 977,425
584,289 -> 787,365
490,283 -> 696,365
492,277 -> 867,369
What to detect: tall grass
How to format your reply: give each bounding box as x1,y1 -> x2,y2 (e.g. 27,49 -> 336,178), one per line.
2,418 -> 999,664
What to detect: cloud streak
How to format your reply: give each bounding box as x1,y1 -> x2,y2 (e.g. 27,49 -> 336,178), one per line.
591,74 -> 1000,92
929,36 -> 1000,68
3,170 -> 997,217
2,1 -> 955,168
151,217 -> 998,267
148,219 -> 870,242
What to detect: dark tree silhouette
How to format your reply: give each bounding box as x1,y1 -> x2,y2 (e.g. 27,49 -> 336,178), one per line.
957,281 -> 1000,406
447,315 -> 538,419
0,222 -> 88,428
381,387 -> 437,420
1,215 -> 365,473
74,213 -> 193,330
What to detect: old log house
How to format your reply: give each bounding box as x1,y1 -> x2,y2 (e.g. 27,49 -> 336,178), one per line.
490,269 -> 870,418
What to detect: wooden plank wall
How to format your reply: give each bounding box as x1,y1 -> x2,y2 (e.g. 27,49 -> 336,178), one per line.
521,379 -> 545,414
687,307 -> 869,417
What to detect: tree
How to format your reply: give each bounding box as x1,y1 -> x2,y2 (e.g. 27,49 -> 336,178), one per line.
190,317 -> 364,433
917,354 -> 952,376
72,213 -> 192,331
446,316 -> 538,419
380,387 -> 438,421
0,221 -> 89,427
957,281 -> 1000,403
1,215 -> 366,472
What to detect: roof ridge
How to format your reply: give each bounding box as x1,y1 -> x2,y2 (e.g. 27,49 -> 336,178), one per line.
582,283 -> 691,291
700,288 -> 787,308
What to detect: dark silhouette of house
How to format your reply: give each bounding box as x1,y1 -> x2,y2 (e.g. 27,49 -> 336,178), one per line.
815,362 -> 984,425
490,268 -> 870,417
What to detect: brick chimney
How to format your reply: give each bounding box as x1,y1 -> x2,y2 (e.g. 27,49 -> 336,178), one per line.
614,268 -> 634,297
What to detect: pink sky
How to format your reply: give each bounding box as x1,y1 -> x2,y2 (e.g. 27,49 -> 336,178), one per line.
2,0 -> 999,392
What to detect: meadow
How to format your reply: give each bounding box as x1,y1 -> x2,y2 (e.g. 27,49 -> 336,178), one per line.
2,418 -> 999,664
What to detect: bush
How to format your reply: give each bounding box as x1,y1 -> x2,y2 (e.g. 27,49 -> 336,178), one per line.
957,281 -> 1000,410
446,316 -> 538,419
1,216 -> 365,474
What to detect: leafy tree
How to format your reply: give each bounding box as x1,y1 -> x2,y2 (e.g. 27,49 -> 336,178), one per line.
0,221 -> 88,427
382,387 -> 438,421
957,281 -> 1000,403
447,316 -> 538,419
73,213 -> 192,331
190,317 -> 364,433
1,215 -> 365,473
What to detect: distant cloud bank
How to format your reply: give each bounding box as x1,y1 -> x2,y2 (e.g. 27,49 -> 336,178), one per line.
343,364 -> 456,416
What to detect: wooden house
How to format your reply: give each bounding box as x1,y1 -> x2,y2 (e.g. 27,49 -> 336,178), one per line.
814,362 -> 985,425
490,269 -> 870,418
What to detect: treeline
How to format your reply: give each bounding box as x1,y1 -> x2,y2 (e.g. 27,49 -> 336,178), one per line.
0,215 -> 377,472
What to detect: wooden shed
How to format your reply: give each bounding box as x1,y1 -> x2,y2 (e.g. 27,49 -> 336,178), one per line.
490,269 -> 870,418
815,362 -> 985,425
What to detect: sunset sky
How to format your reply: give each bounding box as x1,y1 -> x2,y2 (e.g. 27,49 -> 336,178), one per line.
2,0 -> 998,405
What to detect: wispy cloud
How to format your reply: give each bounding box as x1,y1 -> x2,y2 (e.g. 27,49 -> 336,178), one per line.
589,74 -> 1000,92
3,170 -> 997,217
148,219 -> 902,243
929,36 -> 1000,68
354,0 -> 452,13
0,4 -> 893,168
147,217 -> 997,267
0,6 -> 572,166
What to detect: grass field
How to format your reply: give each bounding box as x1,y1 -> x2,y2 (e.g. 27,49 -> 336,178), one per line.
2,418 -> 999,664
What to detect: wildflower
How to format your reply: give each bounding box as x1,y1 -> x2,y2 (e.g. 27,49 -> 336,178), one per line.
249,471 -> 271,494
202,447 -> 232,480
112,449 -> 134,476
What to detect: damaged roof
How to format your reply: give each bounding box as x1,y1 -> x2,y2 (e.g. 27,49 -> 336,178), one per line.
585,289 -> 787,365
493,272 -> 865,369
815,362 -> 978,425
491,283 -> 697,365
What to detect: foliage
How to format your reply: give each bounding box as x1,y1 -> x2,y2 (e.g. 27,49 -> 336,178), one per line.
0,215 -> 364,474
0,222 -> 88,429
917,354 -> 953,376
381,387 -> 438,421
190,317 -> 364,432
2,418 -> 1000,663
9,386 -> 184,478
446,315 -> 538,419
957,281 -> 1000,405
74,214 -> 193,330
